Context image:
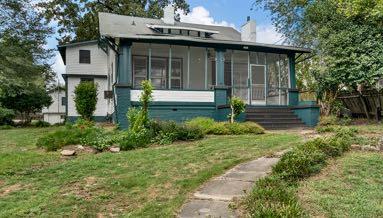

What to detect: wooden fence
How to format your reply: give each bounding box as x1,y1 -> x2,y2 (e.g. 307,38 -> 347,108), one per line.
337,90 -> 383,118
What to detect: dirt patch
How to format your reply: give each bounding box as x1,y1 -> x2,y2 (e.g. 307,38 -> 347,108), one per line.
0,184 -> 22,197
61,177 -> 101,200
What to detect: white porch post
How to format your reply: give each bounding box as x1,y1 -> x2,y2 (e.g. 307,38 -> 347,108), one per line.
247,51 -> 251,104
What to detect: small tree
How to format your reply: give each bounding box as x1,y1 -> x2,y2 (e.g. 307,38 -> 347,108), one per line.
127,80 -> 153,132
74,81 -> 98,120
0,83 -> 52,124
228,97 -> 246,123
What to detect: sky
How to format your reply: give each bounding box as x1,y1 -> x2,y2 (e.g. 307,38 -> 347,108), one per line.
50,0 -> 282,83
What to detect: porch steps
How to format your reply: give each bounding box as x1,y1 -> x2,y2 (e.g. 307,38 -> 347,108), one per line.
245,107 -> 306,130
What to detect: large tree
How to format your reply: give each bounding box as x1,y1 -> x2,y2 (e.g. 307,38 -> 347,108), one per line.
253,0 -> 383,114
0,0 -> 54,122
39,0 -> 190,43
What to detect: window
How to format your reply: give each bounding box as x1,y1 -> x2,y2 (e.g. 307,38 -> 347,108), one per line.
61,97 -> 66,106
171,59 -> 182,89
80,78 -> 94,83
132,56 -> 147,88
104,90 -> 113,99
79,50 -> 91,64
151,57 -> 167,89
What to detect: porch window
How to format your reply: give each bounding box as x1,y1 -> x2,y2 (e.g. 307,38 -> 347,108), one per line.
151,57 -> 167,89
132,56 -> 147,88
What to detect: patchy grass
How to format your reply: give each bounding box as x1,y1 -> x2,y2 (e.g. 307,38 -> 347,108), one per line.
0,127 -> 62,176
0,127 -> 301,217
299,152 -> 383,217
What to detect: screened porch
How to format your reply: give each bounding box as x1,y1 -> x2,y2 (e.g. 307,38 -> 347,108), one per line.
130,42 -> 291,106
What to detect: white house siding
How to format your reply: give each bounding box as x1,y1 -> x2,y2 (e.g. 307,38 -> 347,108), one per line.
64,42 -> 116,119
65,43 -> 108,75
42,90 -> 66,124
130,90 -> 214,102
67,77 -> 113,117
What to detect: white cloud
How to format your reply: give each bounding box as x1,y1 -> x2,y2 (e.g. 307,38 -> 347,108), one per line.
256,25 -> 284,45
177,6 -> 236,28
178,6 -> 284,45
51,51 -> 66,84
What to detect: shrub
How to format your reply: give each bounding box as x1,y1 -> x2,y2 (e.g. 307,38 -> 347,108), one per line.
152,121 -> 204,144
74,118 -> 95,129
185,117 -> 216,134
273,145 -> 327,180
118,128 -> 152,150
225,122 -> 265,135
245,175 -> 304,217
81,128 -> 115,151
127,80 -> 153,132
74,81 -> 98,120
0,107 -> 15,125
319,115 -> 351,126
228,97 -> 246,123
32,120 -> 50,127
0,125 -> 13,130
36,124 -> 107,151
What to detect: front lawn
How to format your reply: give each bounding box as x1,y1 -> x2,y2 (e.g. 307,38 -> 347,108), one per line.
299,151 -> 383,217
0,127 -> 301,217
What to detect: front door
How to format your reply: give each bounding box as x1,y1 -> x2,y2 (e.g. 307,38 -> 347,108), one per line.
250,65 -> 266,105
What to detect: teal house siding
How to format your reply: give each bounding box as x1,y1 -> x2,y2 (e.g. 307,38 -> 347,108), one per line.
115,40 -> 133,129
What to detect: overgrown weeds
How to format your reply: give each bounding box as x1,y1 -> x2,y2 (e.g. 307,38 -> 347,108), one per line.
243,126 -> 356,217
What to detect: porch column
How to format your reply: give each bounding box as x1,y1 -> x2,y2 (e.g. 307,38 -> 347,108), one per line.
288,53 -> 299,106
115,40 -> 132,129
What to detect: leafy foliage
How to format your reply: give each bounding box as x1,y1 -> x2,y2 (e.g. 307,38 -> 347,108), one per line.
74,81 -> 98,120
186,117 -> 265,135
127,80 -> 153,132
38,0 -> 190,43
0,83 -> 52,123
228,96 -> 246,123
254,0 -> 383,114
244,126 -> 356,217
0,107 -> 15,125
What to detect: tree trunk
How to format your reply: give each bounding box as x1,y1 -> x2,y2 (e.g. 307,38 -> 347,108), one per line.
230,105 -> 234,123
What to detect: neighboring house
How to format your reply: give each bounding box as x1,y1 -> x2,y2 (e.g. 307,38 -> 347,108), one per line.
58,5 -> 319,129
42,90 -> 66,124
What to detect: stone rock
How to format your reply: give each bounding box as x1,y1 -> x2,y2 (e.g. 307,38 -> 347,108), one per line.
351,144 -> 362,150
361,146 -> 380,152
76,145 -> 84,150
61,149 -> 76,156
109,147 -> 120,153
377,137 -> 383,151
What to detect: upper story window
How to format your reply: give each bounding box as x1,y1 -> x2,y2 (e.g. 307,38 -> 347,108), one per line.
79,50 -> 91,64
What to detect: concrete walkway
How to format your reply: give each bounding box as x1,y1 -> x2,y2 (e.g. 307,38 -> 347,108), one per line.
178,154 -> 283,218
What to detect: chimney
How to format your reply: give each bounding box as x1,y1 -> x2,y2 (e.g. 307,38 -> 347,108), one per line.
163,5 -> 175,25
241,16 -> 256,42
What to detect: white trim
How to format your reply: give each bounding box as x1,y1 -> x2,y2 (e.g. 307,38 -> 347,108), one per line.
130,90 -> 215,102
187,46 -> 190,89
204,48 -> 208,89
250,64 -> 267,105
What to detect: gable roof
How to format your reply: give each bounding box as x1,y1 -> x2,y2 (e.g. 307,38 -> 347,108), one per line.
98,12 -> 310,54
98,12 -> 241,41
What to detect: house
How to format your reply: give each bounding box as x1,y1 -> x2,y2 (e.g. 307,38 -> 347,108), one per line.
42,89 -> 66,124
58,5 -> 319,129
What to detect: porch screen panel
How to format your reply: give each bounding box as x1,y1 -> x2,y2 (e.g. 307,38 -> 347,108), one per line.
266,53 -> 280,105
232,51 -> 249,102
280,55 -> 289,105
207,48 -> 216,89
131,43 -> 149,89
171,45 -> 188,89
150,44 -> 170,89
189,47 -> 206,90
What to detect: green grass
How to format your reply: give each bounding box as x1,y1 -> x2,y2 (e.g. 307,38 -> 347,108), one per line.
299,152 -> 383,218
0,127 -> 62,176
0,127 -> 301,217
